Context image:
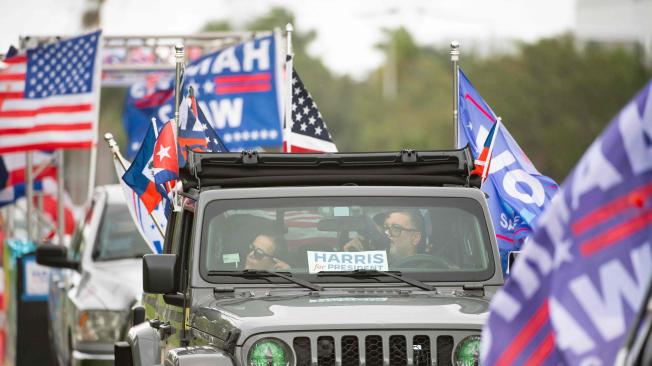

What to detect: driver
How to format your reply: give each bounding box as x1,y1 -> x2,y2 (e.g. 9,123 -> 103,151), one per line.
244,231 -> 291,271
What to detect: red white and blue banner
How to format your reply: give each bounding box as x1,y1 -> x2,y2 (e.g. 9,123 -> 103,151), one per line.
481,80 -> 652,365
456,68 -> 559,272
122,33 -> 283,158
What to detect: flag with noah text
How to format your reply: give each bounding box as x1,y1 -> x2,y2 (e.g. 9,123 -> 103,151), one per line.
482,80 -> 652,365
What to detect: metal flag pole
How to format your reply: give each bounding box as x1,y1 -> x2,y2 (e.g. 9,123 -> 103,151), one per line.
57,149 -> 65,245
173,44 -> 185,129
26,152 -> 33,242
283,23 -> 294,152
104,133 -> 165,237
451,40 -> 460,148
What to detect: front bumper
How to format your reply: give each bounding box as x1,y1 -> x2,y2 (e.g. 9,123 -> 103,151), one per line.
72,350 -> 114,366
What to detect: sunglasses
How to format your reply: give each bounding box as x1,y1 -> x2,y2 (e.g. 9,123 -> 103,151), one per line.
249,245 -> 275,260
383,223 -> 419,238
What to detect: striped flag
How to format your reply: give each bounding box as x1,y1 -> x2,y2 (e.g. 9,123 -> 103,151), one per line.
0,31 -> 101,153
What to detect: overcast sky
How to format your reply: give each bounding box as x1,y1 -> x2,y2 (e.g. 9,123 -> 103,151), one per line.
1,0 -> 576,78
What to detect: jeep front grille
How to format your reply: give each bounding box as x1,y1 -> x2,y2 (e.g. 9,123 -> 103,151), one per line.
276,331 -> 469,366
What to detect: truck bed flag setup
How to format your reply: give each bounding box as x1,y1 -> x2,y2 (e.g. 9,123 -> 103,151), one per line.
456,68 -> 558,272
481,79 -> 652,365
122,33 -> 283,155
283,69 -> 337,153
0,31 -> 101,153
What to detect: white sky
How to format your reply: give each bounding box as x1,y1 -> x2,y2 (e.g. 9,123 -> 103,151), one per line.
1,0 -> 576,78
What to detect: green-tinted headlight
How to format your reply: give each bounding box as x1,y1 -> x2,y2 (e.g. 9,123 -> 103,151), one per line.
248,338 -> 292,366
454,335 -> 480,366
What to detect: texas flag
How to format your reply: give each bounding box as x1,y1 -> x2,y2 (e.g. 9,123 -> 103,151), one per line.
152,120 -> 178,187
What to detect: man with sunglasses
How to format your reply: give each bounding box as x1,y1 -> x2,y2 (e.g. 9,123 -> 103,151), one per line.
244,232 -> 291,271
343,209 -> 426,265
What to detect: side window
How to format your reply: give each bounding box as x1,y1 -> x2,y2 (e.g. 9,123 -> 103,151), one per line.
70,198 -> 96,260
178,209 -> 194,292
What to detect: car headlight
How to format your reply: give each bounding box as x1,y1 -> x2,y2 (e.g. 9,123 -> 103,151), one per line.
75,310 -> 126,342
247,338 -> 293,366
454,335 -> 480,366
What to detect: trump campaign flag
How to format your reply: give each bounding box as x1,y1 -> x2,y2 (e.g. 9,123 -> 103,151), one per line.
123,33 -> 283,153
122,73 -> 174,158
482,80 -> 652,365
0,31 -> 101,153
457,68 -> 558,272
283,69 -> 337,153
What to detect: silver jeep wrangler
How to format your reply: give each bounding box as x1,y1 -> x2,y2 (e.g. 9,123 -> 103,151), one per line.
116,148 -> 503,366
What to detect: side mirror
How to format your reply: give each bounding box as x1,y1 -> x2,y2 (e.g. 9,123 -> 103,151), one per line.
36,244 -> 80,271
143,254 -> 179,294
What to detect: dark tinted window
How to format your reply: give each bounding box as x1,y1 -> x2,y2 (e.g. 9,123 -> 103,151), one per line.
92,204 -> 152,261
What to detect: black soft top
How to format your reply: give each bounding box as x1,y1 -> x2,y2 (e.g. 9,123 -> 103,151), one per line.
180,146 -> 480,191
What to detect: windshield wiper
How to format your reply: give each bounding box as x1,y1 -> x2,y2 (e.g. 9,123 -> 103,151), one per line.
317,269 -> 435,291
207,269 -> 323,291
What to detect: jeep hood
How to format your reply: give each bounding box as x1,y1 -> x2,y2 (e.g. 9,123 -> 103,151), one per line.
190,292 -> 489,342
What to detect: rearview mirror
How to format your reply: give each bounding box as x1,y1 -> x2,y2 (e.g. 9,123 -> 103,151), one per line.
143,254 -> 179,294
36,244 -> 80,271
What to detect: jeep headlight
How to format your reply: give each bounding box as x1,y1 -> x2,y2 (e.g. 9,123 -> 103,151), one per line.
248,338 -> 293,366
75,310 -> 126,342
454,335 -> 480,366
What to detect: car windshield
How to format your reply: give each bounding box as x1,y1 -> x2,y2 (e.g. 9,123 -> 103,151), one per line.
200,196 -> 495,283
93,204 -> 152,261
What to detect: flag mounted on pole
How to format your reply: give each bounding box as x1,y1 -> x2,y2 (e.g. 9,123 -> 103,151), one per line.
482,79 -> 652,366
0,31 -> 101,153
456,68 -> 558,272
283,69 -> 337,153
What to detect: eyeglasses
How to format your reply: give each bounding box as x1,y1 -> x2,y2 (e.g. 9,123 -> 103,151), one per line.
383,224 -> 419,238
249,245 -> 274,260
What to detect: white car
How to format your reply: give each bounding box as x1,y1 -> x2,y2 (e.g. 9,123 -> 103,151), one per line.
37,184 -> 153,366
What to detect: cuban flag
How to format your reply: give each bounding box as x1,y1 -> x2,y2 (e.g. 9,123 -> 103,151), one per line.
482,80 -> 652,365
122,123 -> 164,213
152,120 -> 179,187
456,68 -> 559,273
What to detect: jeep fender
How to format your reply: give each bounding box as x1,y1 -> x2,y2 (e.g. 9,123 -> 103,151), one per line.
165,346 -> 234,366
126,322 -> 161,366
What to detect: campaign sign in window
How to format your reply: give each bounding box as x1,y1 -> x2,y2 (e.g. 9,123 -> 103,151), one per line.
308,251 -> 389,274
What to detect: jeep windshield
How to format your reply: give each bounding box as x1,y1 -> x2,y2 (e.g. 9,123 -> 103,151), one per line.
200,196 -> 495,283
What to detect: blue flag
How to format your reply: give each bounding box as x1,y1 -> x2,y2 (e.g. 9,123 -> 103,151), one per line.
122,123 -> 165,213
122,73 -> 174,158
456,68 -> 559,273
481,80 -> 652,365
122,34 -> 283,157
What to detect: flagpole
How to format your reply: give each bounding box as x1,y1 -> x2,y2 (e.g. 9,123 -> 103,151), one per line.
451,40 -> 460,148
57,149 -> 65,245
26,152 -> 33,242
103,133 -> 165,237
283,23 -> 294,153
173,44 -> 184,129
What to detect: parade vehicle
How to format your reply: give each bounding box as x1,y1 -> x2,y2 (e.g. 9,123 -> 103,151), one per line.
116,147 -> 503,366
37,185 -> 153,366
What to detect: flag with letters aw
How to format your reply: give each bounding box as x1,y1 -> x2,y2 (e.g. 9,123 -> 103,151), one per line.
0,31 -> 101,153
481,80 -> 652,365
457,68 -> 558,272
283,70 -> 337,153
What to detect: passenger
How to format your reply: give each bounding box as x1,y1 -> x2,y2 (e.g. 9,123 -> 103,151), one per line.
244,232 -> 291,271
344,209 -> 426,265
382,210 -> 426,264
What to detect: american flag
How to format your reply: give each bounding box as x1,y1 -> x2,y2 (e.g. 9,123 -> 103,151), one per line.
283,70 -> 337,153
0,31 -> 101,153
